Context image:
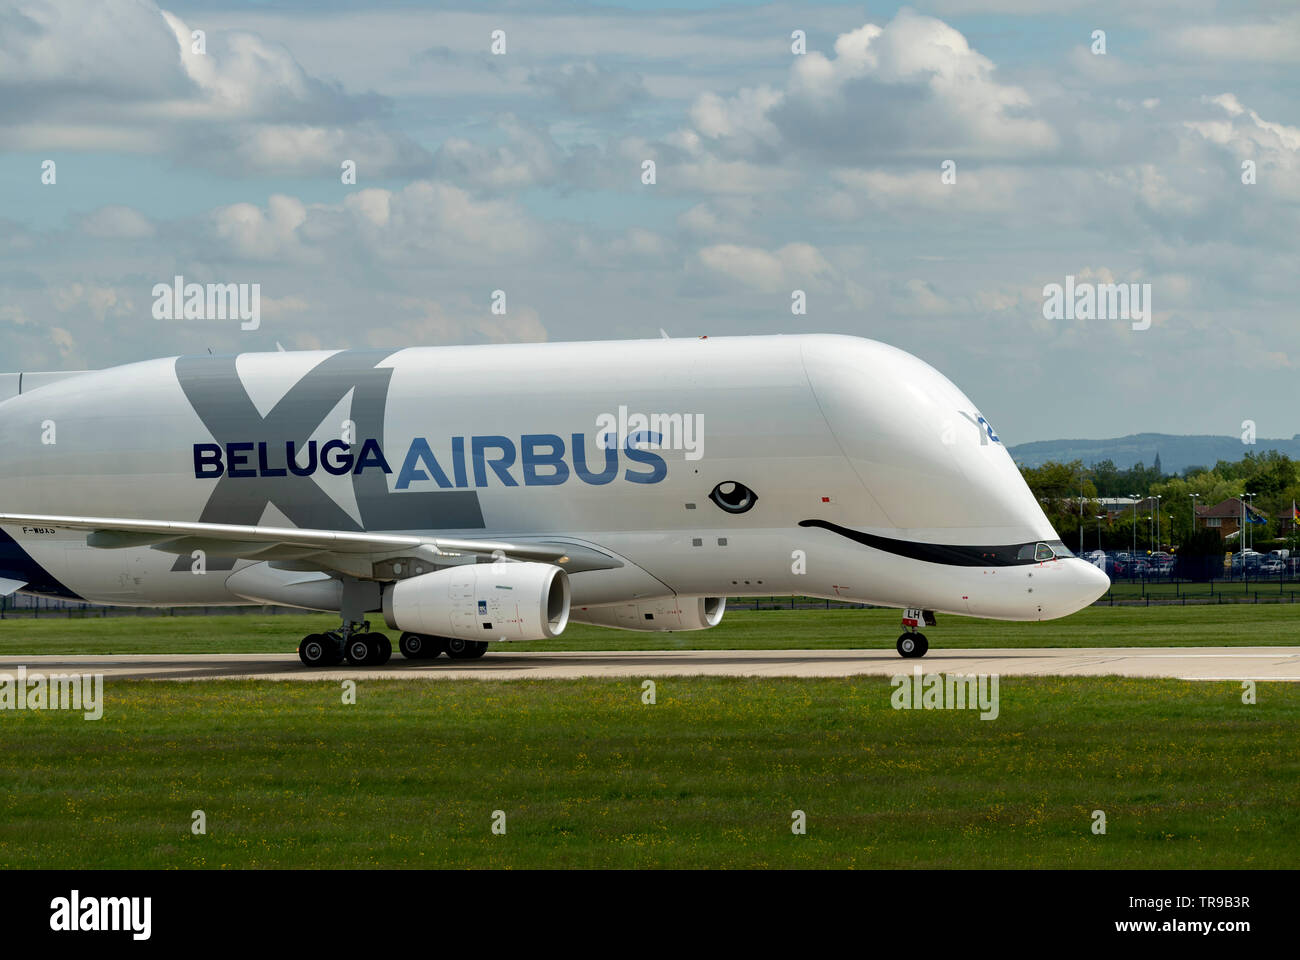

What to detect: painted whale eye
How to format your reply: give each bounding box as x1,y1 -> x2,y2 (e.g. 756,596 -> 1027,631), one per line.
709,481 -> 757,514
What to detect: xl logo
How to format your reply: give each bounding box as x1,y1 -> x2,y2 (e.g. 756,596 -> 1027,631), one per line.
958,411 -> 1000,445
173,351 -> 485,571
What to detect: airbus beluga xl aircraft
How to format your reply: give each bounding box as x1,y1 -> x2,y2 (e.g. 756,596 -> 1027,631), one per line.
0,334 -> 1108,666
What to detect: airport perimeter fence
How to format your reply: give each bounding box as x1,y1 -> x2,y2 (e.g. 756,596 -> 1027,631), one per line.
0,595 -> 303,619
1099,575 -> 1300,606
3,585 -> 1298,620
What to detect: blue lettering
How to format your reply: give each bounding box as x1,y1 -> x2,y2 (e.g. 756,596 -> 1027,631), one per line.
353,438 -> 392,475
194,443 -> 223,478
521,434 -> 569,486
396,438 -> 452,490
623,431 -> 667,484
451,436 -> 468,488
571,433 -> 617,485
287,440 -> 317,477
227,442 -> 255,478
320,440 -> 353,476
257,441 -> 287,478
472,436 -> 518,487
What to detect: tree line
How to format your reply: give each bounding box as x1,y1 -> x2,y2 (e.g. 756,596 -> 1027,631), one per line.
1018,450 -> 1299,555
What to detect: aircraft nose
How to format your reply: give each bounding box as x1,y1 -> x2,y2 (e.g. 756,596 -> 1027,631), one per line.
1063,557 -> 1111,611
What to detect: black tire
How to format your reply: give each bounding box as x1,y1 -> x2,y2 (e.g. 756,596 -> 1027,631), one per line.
322,637 -> 343,666
897,632 -> 929,658
445,637 -> 489,660
346,634 -> 374,666
368,633 -> 392,666
298,633 -> 331,667
399,632 -> 439,659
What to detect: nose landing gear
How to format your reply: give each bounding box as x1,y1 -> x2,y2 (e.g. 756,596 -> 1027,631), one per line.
897,608 -> 935,658
896,631 -> 928,658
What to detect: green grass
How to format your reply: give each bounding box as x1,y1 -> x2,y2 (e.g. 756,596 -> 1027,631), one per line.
2,603 -> 1299,655
2,676 -> 1296,868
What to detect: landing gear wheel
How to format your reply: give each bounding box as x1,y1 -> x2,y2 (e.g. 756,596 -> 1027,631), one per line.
399,632 -> 441,660
897,632 -> 929,658
368,633 -> 392,666
445,637 -> 489,660
345,634 -> 371,665
346,633 -> 390,666
299,633 -> 333,667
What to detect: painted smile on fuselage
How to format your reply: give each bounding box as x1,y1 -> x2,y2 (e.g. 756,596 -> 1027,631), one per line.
798,519 -> 1066,567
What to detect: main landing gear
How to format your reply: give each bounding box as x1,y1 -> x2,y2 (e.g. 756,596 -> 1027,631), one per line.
297,578 -> 396,668
398,633 -> 489,660
298,620 -> 392,667
292,580 -> 489,668
896,608 -> 936,659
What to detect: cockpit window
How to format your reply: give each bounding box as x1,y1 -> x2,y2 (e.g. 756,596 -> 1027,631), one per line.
1019,541 -> 1066,562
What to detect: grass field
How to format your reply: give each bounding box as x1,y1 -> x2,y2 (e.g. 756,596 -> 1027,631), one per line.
1,603 -> 1298,655
1,676 -> 1296,869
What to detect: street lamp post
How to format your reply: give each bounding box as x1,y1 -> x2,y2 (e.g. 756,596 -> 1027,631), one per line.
1096,515 -> 1106,552
1189,493 -> 1200,542
1079,473 -> 1086,556
1155,494 -> 1162,551
1130,493 -> 1139,577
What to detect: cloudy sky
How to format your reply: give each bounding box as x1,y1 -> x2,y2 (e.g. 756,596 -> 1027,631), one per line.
1,0 -> 1297,443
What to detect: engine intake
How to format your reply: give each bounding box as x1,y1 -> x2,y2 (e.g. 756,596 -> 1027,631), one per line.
382,562 -> 570,641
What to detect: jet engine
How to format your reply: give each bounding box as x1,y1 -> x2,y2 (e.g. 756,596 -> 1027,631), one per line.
569,596 -> 725,631
381,562 -> 570,641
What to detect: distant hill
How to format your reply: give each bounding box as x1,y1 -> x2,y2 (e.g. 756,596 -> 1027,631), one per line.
1008,433 -> 1300,474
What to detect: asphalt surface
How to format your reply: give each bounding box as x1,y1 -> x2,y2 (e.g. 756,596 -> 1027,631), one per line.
3,647 -> 1298,681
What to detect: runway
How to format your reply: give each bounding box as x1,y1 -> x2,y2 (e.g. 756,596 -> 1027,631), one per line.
3,647 -> 1300,681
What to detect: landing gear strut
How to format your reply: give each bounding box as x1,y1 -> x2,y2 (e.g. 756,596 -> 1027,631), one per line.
896,607 -> 935,659
297,578 -> 393,667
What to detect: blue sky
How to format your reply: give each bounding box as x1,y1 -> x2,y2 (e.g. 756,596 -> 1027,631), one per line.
1,0 -> 1298,443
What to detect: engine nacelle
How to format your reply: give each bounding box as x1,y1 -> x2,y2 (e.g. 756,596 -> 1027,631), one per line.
569,596 -> 725,632
382,562 -> 570,641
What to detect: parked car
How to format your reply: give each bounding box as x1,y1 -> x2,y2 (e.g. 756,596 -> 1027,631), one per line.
1083,550 -> 1116,575
1231,550 -> 1266,574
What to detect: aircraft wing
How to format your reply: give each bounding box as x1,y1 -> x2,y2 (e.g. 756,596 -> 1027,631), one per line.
0,512 -> 571,567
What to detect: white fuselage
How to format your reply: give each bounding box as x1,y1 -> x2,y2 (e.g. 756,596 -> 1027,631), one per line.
0,335 -> 1108,621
